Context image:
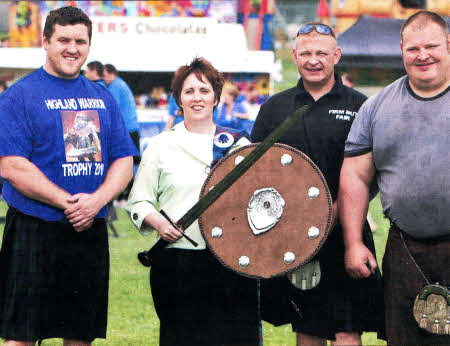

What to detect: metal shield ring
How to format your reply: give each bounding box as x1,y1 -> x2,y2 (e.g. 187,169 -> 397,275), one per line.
199,143 -> 332,279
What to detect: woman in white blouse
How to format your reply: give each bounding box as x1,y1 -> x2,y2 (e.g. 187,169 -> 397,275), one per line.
127,58 -> 259,345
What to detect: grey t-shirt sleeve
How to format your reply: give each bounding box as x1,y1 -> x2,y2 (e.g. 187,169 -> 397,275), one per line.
344,97 -> 375,157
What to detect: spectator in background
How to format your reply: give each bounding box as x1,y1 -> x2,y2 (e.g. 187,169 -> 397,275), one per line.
0,81 -> 6,202
103,64 -> 140,160
157,89 -> 168,107
244,84 -> 260,105
217,84 -> 252,134
84,61 -> 121,236
0,81 -> 7,94
85,60 -> 107,87
0,37 -> 10,48
103,64 -> 140,204
341,72 -> 354,88
164,92 -> 183,129
145,87 -> 160,108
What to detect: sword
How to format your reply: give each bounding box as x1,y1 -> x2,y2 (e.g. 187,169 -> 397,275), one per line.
138,105 -> 311,267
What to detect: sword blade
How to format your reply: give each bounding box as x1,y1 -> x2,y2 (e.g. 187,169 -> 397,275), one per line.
176,105 -> 310,231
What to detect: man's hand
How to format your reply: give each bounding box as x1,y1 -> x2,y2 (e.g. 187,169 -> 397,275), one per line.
65,193 -> 102,232
345,242 -> 377,279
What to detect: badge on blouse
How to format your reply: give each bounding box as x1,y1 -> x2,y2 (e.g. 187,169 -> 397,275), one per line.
413,284 -> 450,335
213,132 -> 234,149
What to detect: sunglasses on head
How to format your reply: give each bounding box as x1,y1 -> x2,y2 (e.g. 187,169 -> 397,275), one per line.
297,24 -> 335,39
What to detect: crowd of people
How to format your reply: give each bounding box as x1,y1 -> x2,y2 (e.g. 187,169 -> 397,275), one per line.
0,4 -> 448,346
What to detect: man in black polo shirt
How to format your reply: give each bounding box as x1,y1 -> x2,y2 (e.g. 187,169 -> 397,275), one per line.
251,22 -> 384,345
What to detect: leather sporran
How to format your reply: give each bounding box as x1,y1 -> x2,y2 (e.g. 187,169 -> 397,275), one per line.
287,259 -> 321,290
413,284 -> 450,335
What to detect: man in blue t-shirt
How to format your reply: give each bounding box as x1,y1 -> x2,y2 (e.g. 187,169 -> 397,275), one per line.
84,60 -> 107,88
103,63 -> 140,160
0,6 -> 137,344
103,64 -> 140,203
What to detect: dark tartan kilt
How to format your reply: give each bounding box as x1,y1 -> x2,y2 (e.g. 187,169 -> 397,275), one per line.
0,207 -> 109,342
383,227 -> 450,345
261,222 -> 386,340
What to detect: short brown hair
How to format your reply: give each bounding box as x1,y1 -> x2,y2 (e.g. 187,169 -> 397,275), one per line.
171,57 -> 224,113
401,10 -> 449,39
86,61 -> 104,77
104,64 -> 118,76
44,6 -> 92,43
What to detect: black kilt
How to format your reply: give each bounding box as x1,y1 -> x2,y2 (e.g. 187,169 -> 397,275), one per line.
261,222 -> 385,340
0,207 -> 109,342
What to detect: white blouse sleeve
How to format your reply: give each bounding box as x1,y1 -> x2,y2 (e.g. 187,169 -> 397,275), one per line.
126,138 -> 161,235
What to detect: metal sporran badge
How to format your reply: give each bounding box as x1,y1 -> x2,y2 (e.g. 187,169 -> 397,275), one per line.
413,284 -> 450,335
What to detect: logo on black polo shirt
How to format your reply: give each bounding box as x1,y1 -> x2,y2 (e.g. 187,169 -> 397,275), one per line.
329,109 -> 357,121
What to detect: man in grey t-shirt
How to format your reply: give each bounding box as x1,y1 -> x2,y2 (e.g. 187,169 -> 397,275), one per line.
339,11 -> 449,345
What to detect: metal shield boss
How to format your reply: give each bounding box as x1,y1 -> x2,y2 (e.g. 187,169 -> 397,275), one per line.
199,143 -> 332,279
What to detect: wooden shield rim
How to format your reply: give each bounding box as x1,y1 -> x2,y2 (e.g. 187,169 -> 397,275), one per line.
198,143 -> 333,279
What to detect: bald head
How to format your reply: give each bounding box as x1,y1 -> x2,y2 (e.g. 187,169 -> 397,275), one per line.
294,30 -> 338,51
292,27 -> 341,97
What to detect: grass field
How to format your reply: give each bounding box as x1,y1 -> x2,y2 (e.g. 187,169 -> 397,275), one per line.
0,198 -> 388,345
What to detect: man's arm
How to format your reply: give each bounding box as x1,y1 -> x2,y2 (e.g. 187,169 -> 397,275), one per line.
338,152 -> 376,278
0,156 -> 72,209
65,156 -> 133,230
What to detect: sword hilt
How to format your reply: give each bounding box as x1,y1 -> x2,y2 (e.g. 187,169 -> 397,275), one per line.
160,210 -> 198,247
137,238 -> 169,267
137,210 -> 198,267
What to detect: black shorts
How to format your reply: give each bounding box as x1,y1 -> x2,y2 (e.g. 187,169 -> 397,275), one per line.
0,207 -> 109,342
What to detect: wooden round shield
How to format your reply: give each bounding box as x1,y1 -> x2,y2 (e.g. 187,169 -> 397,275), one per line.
199,143 -> 332,279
